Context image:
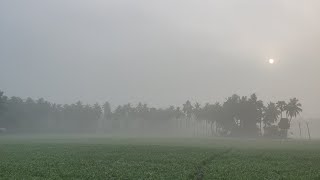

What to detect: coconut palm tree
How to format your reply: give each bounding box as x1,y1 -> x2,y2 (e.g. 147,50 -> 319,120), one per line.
193,102 -> 201,121
255,100 -> 265,136
263,102 -> 280,128
285,98 -> 302,123
276,101 -> 287,119
182,100 -> 193,128
263,102 -> 281,137
193,102 -> 201,136
174,107 -> 183,129
0,91 -> 7,116
0,91 -> 8,130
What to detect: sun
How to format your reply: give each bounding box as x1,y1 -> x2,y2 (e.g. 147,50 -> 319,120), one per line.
269,59 -> 275,64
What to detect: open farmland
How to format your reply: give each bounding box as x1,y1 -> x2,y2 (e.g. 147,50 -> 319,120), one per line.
0,136 -> 320,179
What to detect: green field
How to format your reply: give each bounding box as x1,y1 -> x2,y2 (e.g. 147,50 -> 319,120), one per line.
1,136 -> 320,179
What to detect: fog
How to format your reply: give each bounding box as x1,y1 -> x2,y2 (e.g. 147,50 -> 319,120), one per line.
0,1 -> 320,138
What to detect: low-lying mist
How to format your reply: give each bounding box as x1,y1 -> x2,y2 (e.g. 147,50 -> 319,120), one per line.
1,90 -> 315,139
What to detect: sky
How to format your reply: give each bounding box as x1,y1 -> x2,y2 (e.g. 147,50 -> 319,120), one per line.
0,0 -> 320,117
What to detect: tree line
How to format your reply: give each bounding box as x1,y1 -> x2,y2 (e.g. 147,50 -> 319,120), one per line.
0,90 -> 302,137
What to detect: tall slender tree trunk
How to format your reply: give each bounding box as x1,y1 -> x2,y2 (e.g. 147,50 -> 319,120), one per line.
215,122 -> 218,136
186,117 -> 188,128
211,122 -> 214,136
288,116 -> 293,139
193,120 -> 195,137
306,122 -> 311,140
186,118 -> 188,129
176,118 -> 179,129
298,122 -> 302,139
207,121 -> 210,136
205,121 -> 208,136
260,120 -> 262,136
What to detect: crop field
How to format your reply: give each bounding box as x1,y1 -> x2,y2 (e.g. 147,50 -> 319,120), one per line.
1,136 -> 320,179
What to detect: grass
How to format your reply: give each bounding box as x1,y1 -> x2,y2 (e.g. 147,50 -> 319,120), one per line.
0,135 -> 320,179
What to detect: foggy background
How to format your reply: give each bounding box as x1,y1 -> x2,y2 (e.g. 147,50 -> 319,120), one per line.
1,0 -> 319,119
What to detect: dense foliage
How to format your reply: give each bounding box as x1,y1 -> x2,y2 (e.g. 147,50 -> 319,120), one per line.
0,90 -> 302,137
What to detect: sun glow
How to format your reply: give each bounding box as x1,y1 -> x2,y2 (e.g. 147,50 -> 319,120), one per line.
269,59 -> 275,64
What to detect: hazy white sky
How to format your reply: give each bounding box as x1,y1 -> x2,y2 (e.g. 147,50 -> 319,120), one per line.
0,0 -> 319,117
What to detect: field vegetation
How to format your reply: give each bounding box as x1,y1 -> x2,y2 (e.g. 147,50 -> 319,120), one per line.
1,136 -> 320,179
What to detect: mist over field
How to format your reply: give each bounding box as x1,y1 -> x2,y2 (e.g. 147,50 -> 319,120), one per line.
0,0 -> 319,138
1,0 -> 320,117
1,1 -> 320,179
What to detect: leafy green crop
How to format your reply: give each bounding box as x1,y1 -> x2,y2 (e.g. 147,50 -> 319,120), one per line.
0,136 -> 320,179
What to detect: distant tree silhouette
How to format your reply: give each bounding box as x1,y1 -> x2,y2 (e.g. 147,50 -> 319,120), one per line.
276,101 -> 287,119
211,103 -> 221,135
278,98 -> 302,138
182,100 -> 193,128
263,102 -> 280,128
285,98 -> 302,123
0,91 -> 8,129
103,102 -> 112,131
0,91 -> 7,113
93,103 -> 102,130
247,94 -> 264,136
0,90 -> 304,138
278,118 -> 290,138
174,107 -> 183,129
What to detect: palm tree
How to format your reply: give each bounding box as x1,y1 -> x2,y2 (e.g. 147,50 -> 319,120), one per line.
276,101 -> 287,119
174,107 -> 183,129
0,91 -> 7,116
193,102 -> 201,136
102,102 -> 112,132
247,94 -> 265,136
182,100 -> 193,128
263,102 -> 281,137
255,100 -> 265,136
263,102 -> 280,128
93,103 -> 102,129
0,91 -> 8,130
212,102 -> 223,135
285,98 -> 302,123
193,102 -> 201,121
277,98 -> 302,139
